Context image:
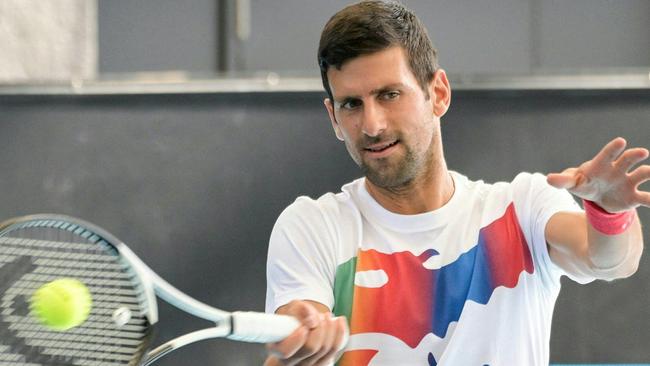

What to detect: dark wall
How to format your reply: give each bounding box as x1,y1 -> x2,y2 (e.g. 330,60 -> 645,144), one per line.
0,90 -> 648,364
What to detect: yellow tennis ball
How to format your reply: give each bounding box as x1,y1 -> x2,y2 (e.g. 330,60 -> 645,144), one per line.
30,278 -> 92,331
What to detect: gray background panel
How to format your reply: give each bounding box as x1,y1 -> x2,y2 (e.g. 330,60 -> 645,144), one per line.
98,0 -> 218,73
537,0 -> 650,70
97,0 -> 650,75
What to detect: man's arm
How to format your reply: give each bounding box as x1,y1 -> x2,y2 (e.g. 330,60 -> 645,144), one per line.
265,300 -> 347,366
546,137 -> 649,280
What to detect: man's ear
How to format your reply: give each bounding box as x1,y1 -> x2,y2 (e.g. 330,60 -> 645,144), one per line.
429,69 -> 451,118
324,98 -> 344,141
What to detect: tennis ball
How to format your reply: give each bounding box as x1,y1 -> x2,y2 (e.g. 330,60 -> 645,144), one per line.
30,278 -> 92,331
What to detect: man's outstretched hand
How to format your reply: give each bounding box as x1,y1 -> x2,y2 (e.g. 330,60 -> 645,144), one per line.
547,137 -> 650,212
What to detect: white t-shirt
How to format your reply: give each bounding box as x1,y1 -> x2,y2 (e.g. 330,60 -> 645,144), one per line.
266,172 -> 588,366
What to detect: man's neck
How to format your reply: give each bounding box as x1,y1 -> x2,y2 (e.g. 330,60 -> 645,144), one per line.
365,163 -> 455,215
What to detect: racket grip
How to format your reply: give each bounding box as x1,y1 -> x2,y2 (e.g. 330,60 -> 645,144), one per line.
227,311 -> 301,343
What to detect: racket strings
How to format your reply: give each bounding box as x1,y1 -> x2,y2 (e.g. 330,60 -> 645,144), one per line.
0,220 -> 151,366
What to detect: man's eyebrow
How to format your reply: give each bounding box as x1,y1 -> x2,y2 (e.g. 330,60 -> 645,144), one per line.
334,96 -> 361,105
334,83 -> 408,104
369,83 -> 407,95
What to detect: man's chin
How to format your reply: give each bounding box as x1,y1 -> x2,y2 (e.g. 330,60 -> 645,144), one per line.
363,166 -> 412,190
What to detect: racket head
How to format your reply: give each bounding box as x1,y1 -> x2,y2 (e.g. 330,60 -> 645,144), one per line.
0,214 -> 157,366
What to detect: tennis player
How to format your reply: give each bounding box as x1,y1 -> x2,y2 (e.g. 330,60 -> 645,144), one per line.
265,1 -> 649,365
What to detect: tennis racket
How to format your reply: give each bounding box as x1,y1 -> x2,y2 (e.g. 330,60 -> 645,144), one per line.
0,214 -> 300,365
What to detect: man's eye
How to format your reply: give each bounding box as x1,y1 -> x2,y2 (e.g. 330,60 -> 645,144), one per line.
341,100 -> 362,110
381,91 -> 400,100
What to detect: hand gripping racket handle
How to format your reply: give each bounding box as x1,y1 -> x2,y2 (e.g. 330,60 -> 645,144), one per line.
143,312 -> 301,365
228,311 -> 301,343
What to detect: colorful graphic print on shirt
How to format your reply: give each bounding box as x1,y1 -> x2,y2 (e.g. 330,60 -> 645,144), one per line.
332,203 -> 533,365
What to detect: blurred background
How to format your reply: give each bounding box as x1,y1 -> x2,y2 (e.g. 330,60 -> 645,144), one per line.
1,0 -> 649,364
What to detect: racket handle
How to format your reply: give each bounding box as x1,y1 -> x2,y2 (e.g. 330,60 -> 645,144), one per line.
227,311 -> 301,343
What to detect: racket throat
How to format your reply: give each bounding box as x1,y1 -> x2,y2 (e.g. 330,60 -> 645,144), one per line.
143,325 -> 231,366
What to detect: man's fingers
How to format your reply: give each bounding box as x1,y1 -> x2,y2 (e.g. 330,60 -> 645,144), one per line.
288,315 -> 327,363
634,191 -> 650,207
547,138 -> 649,209
317,316 -> 339,361
629,165 -> 650,187
283,300 -> 321,329
615,148 -> 649,173
264,355 -> 291,366
632,165 -> 650,207
266,325 -> 309,361
317,317 -> 348,365
264,355 -> 282,366
592,137 -> 627,167
268,301 -> 348,366
547,171 -> 578,189
299,314 -> 337,366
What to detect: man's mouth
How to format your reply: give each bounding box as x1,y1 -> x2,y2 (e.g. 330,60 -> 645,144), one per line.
364,140 -> 399,152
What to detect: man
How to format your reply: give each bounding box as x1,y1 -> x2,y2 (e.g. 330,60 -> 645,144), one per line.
265,1 -> 649,365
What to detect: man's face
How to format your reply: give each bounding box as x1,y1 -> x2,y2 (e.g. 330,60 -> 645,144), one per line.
324,47 -> 450,189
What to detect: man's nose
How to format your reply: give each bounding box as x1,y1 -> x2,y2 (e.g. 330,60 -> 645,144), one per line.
361,101 -> 387,137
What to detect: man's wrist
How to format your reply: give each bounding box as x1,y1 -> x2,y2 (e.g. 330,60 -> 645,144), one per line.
583,199 -> 636,235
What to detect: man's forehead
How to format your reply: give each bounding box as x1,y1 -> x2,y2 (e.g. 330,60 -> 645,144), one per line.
327,47 -> 416,98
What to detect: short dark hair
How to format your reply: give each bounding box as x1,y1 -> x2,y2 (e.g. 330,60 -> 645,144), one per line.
318,0 -> 439,100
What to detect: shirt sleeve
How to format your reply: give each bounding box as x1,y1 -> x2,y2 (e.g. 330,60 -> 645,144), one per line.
512,172 -> 593,288
265,197 -> 338,313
